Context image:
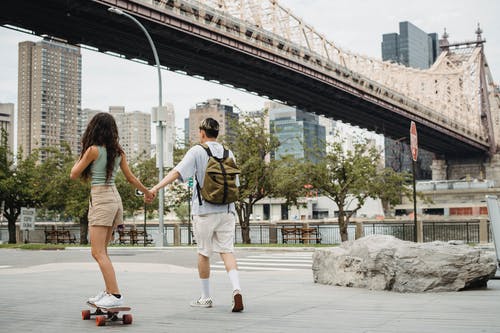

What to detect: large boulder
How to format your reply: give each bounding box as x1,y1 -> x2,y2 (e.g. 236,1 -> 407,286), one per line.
312,235 -> 497,292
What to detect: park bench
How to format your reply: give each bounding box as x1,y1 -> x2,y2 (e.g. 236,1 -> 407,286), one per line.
44,227 -> 76,244
281,227 -> 322,244
117,229 -> 153,245
281,227 -> 302,244
132,230 -> 154,245
300,227 -> 322,244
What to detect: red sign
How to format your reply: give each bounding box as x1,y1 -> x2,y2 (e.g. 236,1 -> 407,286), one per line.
410,121 -> 418,162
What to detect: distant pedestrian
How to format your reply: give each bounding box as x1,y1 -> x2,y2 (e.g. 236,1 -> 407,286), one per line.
148,117 -> 244,312
70,112 -> 153,308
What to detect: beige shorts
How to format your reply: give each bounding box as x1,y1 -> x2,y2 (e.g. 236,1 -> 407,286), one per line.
88,185 -> 123,227
193,212 -> 236,257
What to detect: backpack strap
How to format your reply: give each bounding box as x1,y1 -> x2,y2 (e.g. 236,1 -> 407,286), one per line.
199,143 -> 213,157
195,143 -> 215,206
194,173 -> 203,206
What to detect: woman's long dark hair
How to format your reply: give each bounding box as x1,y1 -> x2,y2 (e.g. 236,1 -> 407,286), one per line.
79,112 -> 123,182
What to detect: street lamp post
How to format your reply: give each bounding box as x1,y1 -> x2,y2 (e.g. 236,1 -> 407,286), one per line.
108,7 -> 166,246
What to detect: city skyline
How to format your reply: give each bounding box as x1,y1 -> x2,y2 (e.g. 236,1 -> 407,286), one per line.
0,0 -> 498,143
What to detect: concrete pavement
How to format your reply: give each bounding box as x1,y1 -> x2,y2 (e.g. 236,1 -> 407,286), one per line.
1,247 -> 499,332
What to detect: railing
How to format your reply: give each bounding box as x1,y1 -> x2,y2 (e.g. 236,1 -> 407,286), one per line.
3,221 -> 491,245
171,222 -> 490,245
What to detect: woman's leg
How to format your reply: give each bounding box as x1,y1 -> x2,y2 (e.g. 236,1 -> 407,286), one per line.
90,225 -> 120,294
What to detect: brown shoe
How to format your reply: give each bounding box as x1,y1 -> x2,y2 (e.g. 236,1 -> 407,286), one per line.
232,290 -> 244,312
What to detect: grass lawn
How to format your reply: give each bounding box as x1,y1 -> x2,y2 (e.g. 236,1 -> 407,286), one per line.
0,243 -> 66,250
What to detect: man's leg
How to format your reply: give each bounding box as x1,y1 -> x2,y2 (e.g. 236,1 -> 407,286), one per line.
220,252 -> 240,291
190,215 -> 214,307
197,253 -> 211,299
220,252 -> 243,312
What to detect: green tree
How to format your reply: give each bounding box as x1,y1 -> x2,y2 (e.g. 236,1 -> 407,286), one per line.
271,155 -> 308,208
0,145 -> 40,243
306,137 -> 412,242
228,113 -> 281,243
34,145 -> 91,243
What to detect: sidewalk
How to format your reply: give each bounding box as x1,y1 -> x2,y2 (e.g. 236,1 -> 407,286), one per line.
1,250 -> 499,332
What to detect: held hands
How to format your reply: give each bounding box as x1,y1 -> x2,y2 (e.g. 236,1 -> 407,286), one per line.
143,189 -> 156,204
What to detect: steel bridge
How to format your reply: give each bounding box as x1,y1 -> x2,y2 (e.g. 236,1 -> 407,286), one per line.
2,0 -> 499,158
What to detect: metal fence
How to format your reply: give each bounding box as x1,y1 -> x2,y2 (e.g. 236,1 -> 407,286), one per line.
170,221 -> 491,245
2,221 -> 490,245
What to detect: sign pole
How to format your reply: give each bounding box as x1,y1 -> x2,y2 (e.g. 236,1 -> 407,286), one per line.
410,121 -> 418,242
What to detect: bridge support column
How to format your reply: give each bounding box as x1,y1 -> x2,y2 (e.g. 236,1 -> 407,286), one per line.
486,154 -> 500,182
431,159 -> 447,180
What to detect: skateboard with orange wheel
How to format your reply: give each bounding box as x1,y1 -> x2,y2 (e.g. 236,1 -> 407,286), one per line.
82,302 -> 132,326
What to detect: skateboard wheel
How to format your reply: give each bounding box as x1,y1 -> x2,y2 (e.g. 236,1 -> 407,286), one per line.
123,314 -> 133,325
96,315 -> 106,326
82,310 -> 91,320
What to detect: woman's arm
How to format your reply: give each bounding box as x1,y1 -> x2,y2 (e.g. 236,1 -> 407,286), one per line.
119,153 -> 154,199
70,146 -> 98,180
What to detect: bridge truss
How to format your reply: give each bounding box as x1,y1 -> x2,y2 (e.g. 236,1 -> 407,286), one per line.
152,0 -> 500,153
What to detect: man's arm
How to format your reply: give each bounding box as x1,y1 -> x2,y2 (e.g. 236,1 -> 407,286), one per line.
150,169 -> 181,194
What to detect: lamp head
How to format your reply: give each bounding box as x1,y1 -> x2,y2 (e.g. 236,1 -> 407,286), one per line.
108,7 -> 124,15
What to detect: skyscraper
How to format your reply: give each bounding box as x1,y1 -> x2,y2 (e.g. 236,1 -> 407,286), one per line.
17,39 -> 81,160
0,103 -> 14,153
381,22 -> 436,179
382,21 -> 439,69
188,99 -> 238,145
81,107 -> 152,162
269,103 -> 325,163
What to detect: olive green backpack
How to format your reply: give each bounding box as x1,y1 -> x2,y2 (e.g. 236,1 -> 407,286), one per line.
195,144 -> 240,205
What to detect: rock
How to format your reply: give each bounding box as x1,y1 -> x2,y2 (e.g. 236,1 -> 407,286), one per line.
312,235 -> 497,292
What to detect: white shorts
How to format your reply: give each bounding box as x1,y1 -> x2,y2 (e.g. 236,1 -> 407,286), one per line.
193,212 -> 236,257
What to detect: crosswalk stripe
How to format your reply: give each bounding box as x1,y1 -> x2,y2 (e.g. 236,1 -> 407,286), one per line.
211,252 -> 313,271
238,258 -> 312,263
216,262 -> 311,267
210,264 -> 298,271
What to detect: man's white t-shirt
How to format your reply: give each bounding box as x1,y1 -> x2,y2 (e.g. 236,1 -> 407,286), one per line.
174,141 -> 237,216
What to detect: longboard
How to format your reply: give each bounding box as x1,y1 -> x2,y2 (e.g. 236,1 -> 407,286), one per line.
82,301 -> 132,326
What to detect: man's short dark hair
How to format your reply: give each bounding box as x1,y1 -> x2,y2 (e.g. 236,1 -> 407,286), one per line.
199,118 -> 219,138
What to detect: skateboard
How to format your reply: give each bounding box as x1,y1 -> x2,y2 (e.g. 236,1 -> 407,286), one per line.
82,302 -> 133,326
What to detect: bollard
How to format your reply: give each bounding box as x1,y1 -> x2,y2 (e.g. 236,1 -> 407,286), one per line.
479,219 -> 488,244
355,221 -> 364,239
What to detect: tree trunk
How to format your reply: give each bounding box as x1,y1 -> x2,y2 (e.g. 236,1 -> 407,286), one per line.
7,216 -> 17,244
338,208 -> 349,242
241,217 -> 251,244
242,201 -> 253,244
5,207 -> 20,244
236,202 -> 253,244
79,209 -> 89,245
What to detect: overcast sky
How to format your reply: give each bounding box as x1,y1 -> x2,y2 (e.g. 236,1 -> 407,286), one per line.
0,0 -> 498,137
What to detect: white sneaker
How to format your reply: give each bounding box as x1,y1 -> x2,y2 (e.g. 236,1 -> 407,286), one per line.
87,291 -> 106,304
190,297 -> 213,308
94,292 -> 124,308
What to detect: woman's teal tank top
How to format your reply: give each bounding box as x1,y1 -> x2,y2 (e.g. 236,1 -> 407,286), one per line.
91,146 -> 121,186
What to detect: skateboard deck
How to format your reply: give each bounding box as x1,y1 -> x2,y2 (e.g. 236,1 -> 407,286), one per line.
82,302 -> 132,326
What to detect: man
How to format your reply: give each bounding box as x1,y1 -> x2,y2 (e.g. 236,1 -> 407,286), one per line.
149,117 -> 243,312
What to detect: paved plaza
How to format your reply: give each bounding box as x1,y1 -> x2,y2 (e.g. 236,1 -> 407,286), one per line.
1,247 -> 499,332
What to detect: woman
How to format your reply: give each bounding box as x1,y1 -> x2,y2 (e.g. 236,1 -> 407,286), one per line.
70,112 -> 153,308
